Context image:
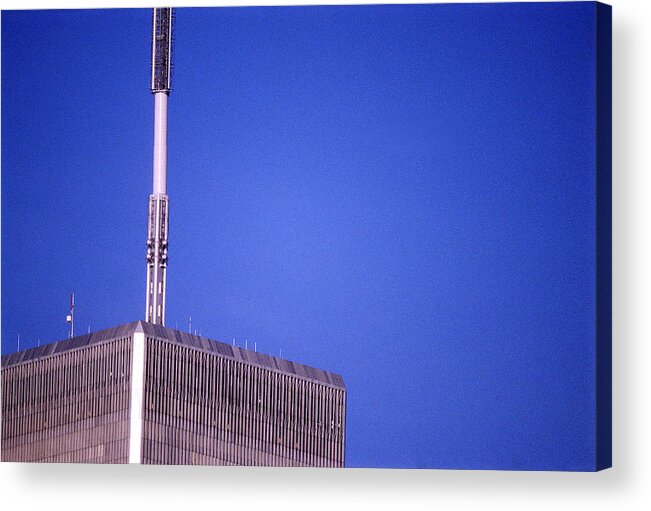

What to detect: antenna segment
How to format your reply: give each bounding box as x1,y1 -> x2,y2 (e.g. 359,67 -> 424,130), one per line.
146,8 -> 174,325
66,292 -> 75,338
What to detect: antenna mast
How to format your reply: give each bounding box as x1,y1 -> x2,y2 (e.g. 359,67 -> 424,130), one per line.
146,7 -> 174,325
66,292 -> 75,338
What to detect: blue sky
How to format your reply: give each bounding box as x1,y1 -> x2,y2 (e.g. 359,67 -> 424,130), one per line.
2,3 -> 599,469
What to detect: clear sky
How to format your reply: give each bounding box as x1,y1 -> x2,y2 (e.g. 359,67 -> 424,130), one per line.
2,3 -> 599,469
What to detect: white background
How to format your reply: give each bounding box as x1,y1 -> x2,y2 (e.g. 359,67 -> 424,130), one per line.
1,0 -> 649,509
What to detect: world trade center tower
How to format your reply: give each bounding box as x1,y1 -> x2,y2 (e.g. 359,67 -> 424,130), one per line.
1,8 -> 346,467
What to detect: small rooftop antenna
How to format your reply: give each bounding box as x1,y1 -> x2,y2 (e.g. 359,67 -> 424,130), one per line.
17,334 -> 20,352
66,292 -> 75,338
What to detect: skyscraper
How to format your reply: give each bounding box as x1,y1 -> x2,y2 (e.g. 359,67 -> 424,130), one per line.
1,8 -> 346,466
1,322 -> 346,466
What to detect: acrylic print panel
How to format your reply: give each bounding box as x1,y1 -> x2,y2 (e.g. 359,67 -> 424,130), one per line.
0,2 -> 611,471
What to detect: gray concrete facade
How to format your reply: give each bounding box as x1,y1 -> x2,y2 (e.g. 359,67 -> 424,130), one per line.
1,321 -> 346,466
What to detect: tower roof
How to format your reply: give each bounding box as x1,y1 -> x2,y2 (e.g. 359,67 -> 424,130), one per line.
1,321 -> 345,390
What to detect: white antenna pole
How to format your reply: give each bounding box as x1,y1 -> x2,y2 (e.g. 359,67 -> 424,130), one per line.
17,334 -> 20,352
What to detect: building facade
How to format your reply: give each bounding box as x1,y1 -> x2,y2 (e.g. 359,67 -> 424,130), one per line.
1,321 -> 346,466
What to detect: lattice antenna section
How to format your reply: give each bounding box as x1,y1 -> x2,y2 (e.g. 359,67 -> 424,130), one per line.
150,7 -> 174,93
